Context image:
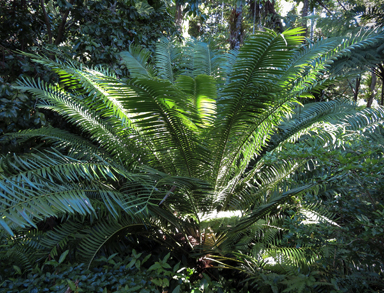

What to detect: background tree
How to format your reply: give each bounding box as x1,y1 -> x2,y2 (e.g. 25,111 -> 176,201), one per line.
0,0 -> 179,142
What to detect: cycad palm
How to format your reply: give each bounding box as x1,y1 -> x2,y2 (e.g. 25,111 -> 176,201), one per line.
1,28 -> 384,270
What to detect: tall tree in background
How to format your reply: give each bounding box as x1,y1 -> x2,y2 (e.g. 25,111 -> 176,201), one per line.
229,2 -> 244,49
373,63 -> 384,105
249,0 -> 283,32
290,0 -> 384,105
0,0 -> 179,137
301,0 -> 309,33
0,0 -> 179,81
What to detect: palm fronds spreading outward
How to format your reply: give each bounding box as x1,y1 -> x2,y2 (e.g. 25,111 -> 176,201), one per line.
1,27 -> 384,269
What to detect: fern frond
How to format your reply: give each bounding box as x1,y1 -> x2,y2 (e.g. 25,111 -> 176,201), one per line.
119,44 -> 154,78
39,221 -> 85,259
155,37 -> 180,82
213,28 -> 305,187
15,77 -> 141,166
78,215 -> 149,268
230,183 -> 317,233
299,202 -> 339,226
0,148 -> 143,235
175,74 -> 217,127
191,41 -> 230,83
344,106 -> 384,133
1,127 -> 104,155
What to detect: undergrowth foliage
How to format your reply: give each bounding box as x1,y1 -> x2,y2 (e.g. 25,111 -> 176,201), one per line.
1,248 -> 242,292
1,27 -> 384,292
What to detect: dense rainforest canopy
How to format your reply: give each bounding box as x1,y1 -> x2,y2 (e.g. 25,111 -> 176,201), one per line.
0,0 -> 384,292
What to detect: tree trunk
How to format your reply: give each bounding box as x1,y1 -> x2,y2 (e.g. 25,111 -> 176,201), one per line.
40,0 -> 52,44
379,64 -> 384,105
229,5 -> 243,50
381,79 -> 384,106
55,0 -> 75,46
317,0 -> 333,15
175,2 -> 183,33
354,77 -> 361,103
250,0 -> 260,33
252,0 -> 256,34
264,0 -> 282,32
301,0 -> 309,35
222,1 -> 224,25
310,8 -> 315,40
367,71 -> 377,108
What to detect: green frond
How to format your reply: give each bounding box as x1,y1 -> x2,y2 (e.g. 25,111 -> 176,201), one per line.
4,29 -> 383,273
327,29 -> 384,74
126,77 -> 210,177
230,183 -> 317,233
190,41 -> 230,83
299,202 -> 338,226
212,29 -> 306,187
39,221 -> 85,259
0,148 -> 144,235
136,166 -> 214,217
217,156 -> 307,214
191,41 -> 214,77
214,215 -> 286,257
19,51 -> 117,95
78,215 -> 149,268
0,148 -> 120,182
0,181 -> 94,235
155,37 -> 180,82
1,127 -> 103,155
119,44 -> 154,78
175,74 -> 217,127
15,77 -> 141,165
280,38 -> 342,87
344,106 -> 384,133
1,230 -> 45,270
266,100 -> 357,153
18,51 -> 142,136
266,246 -> 308,268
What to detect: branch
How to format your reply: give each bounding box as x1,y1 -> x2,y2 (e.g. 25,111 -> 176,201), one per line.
55,0 -> 75,46
317,0 -> 333,15
159,185 -> 177,205
40,0 -> 52,44
336,0 -> 347,12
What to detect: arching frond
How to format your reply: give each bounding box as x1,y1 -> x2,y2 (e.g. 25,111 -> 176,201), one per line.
212,29 -> 305,187
155,37 -> 180,82
14,77 -> 142,165
299,202 -> 339,226
230,183 -> 318,233
190,41 -> 230,83
123,77 -> 210,177
38,221 -> 85,259
119,44 -> 154,78
344,106 -> 384,133
17,52 -> 141,134
1,127 -> 105,155
175,74 -> 217,127
1,229 -> 45,270
0,149 -> 136,235
77,215 -> 150,268
328,28 -> 384,74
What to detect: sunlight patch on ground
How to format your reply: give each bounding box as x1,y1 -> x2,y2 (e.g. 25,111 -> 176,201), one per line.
198,210 -> 243,221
